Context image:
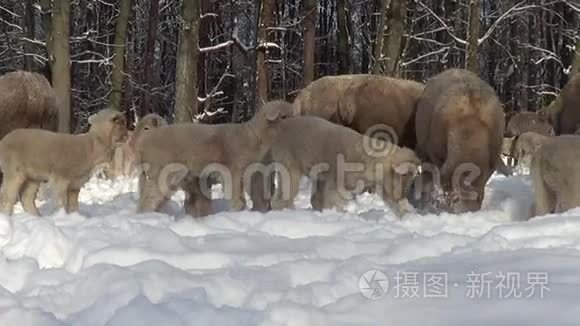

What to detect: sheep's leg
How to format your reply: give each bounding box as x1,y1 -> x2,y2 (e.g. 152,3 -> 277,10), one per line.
249,172 -> 272,213
321,180 -> 346,210
53,179 -> 70,213
229,171 -> 246,211
20,180 -> 41,216
137,172 -> 165,213
67,188 -> 81,213
271,168 -> 300,210
0,173 -> 25,216
310,178 -> 325,211
183,178 -> 212,217
531,170 -> 555,217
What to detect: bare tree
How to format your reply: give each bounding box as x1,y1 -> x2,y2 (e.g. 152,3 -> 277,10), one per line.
372,0 -> 390,74
109,0 -> 132,111
465,0 -> 481,73
22,0 -> 35,71
380,0 -> 405,76
302,0 -> 317,86
174,0 -> 200,122
337,0 -> 350,74
256,0 -> 275,104
141,0 -> 160,116
52,0 -> 71,133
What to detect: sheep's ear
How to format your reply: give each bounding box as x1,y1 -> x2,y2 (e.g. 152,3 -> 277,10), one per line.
265,107 -> 281,121
88,113 -> 97,125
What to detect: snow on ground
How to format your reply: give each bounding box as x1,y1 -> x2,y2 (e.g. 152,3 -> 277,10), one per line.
0,172 -> 579,326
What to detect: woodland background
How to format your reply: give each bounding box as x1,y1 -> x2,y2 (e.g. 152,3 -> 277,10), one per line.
0,0 -> 578,132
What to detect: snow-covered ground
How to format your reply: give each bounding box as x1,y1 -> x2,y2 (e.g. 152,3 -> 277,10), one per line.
0,172 -> 579,326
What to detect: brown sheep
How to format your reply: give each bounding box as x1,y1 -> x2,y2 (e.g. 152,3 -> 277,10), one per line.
540,73 -> 580,134
0,71 -> 60,137
0,109 -> 127,215
415,69 -> 505,213
505,111 -> 554,137
135,100 -> 295,217
293,75 -> 360,119
334,77 -> 425,148
531,135 -> 580,216
263,116 -> 421,216
293,75 -> 424,148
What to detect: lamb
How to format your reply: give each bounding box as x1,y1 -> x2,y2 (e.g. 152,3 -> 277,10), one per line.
103,113 -> 167,179
511,131 -> 550,168
293,74 -> 424,148
135,100 -> 295,217
262,116 -> 421,216
0,109 -> 128,215
415,69 -> 505,213
531,135 -> 580,216
0,71 -> 61,185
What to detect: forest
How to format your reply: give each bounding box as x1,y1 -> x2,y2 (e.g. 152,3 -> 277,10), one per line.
0,0 -> 578,131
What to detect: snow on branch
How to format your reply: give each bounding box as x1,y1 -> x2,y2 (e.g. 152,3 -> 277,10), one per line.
417,1 -> 466,46
401,47 -> 450,67
200,40 -> 233,53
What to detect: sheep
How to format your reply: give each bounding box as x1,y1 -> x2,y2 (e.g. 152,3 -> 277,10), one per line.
260,116 -> 421,216
505,111 -> 554,137
511,131 -> 550,168
0,71 -> 61,185
415,69 -> 505,213
531,135 -> 580,216
539,73 -> 580,134
293,74 -> 424,148
135,100 -> 295,217
0,109 -> 128,216
102,113 -> 167,179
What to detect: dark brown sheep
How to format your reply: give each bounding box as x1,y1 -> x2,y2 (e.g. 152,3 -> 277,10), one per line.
415,69 -> 505,213
334,77 -> 425,148
294,74 -> 424,148
0,71 -> 60,138
539,73 -> 580,135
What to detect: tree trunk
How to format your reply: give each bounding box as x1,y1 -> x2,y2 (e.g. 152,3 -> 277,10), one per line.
174,0 -> 200,123
382,0 -> 405,76
23,0 -> 35,71
141,0 -> 160,116
302,0 -> 317,86
40,0 -> 53,77
109,0 -> 132,111
372,0 -> 390,74
465,0 -> 481,74
257,0 -> 275,105
336,0 -> 350,74
52,0 -> 71,133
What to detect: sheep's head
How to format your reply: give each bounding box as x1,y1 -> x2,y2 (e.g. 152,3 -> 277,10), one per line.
261,100 -> 296,124
371,146 -> 421,202
88,109 -> 128,144
129,113 -> 167,148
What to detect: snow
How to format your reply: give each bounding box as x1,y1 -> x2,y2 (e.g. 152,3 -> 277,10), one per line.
0,172 -> 579,325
